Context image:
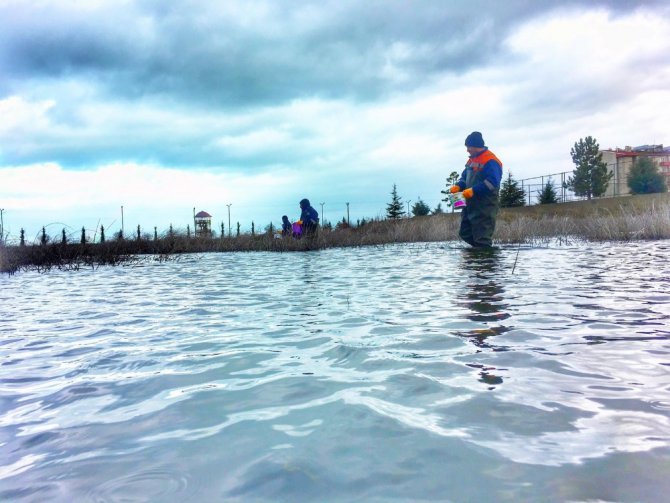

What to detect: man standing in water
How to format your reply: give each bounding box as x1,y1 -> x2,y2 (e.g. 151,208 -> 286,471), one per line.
449,131 -> 503,248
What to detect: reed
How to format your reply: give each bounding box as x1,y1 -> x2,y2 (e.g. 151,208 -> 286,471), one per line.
2,195 -> 668,274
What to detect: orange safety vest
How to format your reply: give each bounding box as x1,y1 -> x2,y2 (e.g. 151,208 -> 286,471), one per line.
466,150 -> 503,172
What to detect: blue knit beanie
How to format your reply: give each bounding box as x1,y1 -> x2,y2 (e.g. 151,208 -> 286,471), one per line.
465,131 -> 485,148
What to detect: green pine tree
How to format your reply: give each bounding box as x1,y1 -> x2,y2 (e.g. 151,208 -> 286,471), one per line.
567,136 -> 612,199
499,173 -> 526,207
386,183 -> 404,219
432,202 -> 444,214
627,157 -> 668,194
537,178 -> 559,204
411,198 -> 431,216
440,171 -> 461,212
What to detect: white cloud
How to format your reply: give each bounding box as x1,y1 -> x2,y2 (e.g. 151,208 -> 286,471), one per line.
0,96 -> 55,134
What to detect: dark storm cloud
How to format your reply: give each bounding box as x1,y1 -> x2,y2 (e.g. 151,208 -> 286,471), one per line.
3,0 -> 663,108
1,0 -> 668,170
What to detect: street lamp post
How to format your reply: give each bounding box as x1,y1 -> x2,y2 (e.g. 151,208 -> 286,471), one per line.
226,204 -> 232,237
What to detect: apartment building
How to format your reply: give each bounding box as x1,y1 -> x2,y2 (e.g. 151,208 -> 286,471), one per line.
600,144 -> 670,196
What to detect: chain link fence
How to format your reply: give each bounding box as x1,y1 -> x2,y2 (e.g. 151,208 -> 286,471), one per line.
517,163 -> 632,206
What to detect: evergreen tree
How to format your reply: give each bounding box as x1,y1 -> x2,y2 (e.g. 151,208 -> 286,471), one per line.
411,198 -> 431,216
62,228 -> 67,245
100,225 -> 105,243
499,173 -> 526,207
386,183 -> 404,219
236,222 -> 240,236
537,178 -> 559,204
432,202 -> 444,214
154,227 -> 158,241
440,171 -> 461,212
41,227 -> 47,246
136,224 -> 141,241
251,221 -> 255,236
81,226 -> 86,244
567,136 -> 612,199
627,157 -> 667,194
20,228 -> 25,247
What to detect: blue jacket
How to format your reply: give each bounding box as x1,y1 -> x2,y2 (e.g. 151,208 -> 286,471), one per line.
457,148 -> 503,196
300,206 -> 319,226
299,198 -> 319,232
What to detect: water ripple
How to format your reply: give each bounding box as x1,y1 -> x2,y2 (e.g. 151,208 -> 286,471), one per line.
1,241 -> 670,501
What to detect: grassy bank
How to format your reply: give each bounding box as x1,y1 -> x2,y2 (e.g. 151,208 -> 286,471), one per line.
2,193 -> 668,274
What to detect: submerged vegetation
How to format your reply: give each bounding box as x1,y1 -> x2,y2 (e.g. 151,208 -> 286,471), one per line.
1,194 -> 669,275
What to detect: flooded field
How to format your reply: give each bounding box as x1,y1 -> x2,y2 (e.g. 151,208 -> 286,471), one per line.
1,241 -> 669,502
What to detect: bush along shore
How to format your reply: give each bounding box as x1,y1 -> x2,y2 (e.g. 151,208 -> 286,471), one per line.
1,194 -> 669,275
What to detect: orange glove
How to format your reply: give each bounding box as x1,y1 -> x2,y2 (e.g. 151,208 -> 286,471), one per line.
462,188 -> 474,199
449,185 -> 460,194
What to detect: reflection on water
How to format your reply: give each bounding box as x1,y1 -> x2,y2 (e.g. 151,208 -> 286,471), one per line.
457,249 -> 511,388
1,241 -> 670,502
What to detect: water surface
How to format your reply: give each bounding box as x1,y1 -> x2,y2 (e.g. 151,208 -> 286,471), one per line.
1,241 -> 669,502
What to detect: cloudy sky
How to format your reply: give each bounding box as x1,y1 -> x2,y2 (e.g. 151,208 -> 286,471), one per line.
1,0 -> 669,241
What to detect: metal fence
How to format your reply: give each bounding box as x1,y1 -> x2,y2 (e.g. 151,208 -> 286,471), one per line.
517,163 -> 630,206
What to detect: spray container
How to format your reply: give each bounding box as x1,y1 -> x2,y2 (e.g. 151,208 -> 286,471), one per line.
448,192 -> 467,209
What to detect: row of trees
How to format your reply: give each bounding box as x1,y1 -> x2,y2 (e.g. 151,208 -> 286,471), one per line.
385,135 -> 666,217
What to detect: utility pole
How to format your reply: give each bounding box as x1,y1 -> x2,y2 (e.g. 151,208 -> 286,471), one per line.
407,200 -> 412,218
0,208 -> 4,244
121,205 -> 124,237
346,202 -> 350,226
226,204 -> 232,237
320,202 -> 324,225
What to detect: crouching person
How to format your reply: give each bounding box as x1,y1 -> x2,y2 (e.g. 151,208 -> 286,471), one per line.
299,198 -> 319,236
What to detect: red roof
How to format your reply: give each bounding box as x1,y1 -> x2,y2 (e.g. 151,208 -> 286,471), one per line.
195,211 -> 212,218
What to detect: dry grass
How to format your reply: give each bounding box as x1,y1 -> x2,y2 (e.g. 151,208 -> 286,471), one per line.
2,194 -> 668,274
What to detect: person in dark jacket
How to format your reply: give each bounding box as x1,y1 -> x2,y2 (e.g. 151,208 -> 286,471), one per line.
449,131 -> 503,248
299,198 -> 319,235
281,215 -> 292,237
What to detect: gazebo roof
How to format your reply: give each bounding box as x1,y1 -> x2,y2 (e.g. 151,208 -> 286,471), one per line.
195,211 -> 212,218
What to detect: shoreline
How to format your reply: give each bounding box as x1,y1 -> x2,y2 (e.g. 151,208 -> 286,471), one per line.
2,193 -> 668,275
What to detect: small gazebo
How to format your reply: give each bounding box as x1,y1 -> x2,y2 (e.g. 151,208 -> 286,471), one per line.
194,210 -> 212,237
